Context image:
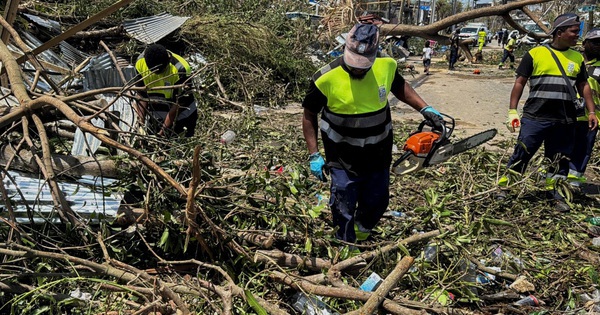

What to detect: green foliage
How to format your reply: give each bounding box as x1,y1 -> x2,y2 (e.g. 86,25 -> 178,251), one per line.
180,15 -> 315,106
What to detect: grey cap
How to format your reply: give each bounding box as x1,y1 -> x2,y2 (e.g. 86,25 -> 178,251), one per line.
548,13 -> 580,35
343,24 -> 379,69
585,28 -> 600,41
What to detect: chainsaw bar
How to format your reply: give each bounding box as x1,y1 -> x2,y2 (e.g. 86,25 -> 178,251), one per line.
452,129 -> 497,155
427,128 -> 497,165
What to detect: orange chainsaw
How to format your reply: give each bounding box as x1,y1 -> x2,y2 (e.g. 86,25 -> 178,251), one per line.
392,114 -> 497,175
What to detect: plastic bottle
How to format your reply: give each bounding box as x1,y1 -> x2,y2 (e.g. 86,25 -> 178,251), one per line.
290,292 -> 339,315
513,294 -> 539,306
220,130 -> 236,144
424,243 -> 438,263
384,210 -> 405,218
459,260 -> 479,296
585,217 -> 600,226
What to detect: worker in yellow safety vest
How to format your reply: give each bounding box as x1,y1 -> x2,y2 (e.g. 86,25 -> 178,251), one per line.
477,28 -> 487,52
134,44 -> 198,137
301,23 -> 444,247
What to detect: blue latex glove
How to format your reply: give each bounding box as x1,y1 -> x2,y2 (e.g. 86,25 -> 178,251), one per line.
309,152 -> 326,182
420,105 -> 444,129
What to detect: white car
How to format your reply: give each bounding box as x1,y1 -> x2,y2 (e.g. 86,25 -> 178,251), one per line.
520,22 -> 551,45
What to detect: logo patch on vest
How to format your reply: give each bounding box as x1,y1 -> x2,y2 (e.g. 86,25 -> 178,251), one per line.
567,62 -> 575,75
379,85 -> 386,103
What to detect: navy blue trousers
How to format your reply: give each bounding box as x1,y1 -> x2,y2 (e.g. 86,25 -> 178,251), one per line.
506,117 -> 575,198
569,121 -> 598,173
329,167 -> 390,242
500,49 -> 514,64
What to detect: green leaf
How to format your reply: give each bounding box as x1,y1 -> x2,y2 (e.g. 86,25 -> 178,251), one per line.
282,223 -> 288,237
396,243 -> 410,257
288,182 -> 299,194
245,290 -> 268,315
483,217 -> 514,227
159,228 -> 170,247
308,204 -> 324,218
305,238 -> 313,254
31,306 -> 51,315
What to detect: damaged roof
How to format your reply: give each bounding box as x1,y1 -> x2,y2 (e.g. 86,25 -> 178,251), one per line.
123,12 -> 190,44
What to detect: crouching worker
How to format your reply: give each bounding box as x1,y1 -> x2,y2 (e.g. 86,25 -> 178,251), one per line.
301,23 -> 444,245
135,44 -> 198,137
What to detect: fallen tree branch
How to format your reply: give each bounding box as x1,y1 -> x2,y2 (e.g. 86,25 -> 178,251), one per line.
355,256 -> 415,315
270,270 -> 430,315
380,0 -> 553,43
0,244 -> 190,313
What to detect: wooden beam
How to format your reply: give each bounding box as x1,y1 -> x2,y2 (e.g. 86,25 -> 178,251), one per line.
1,0 -> 20,44
1,0 -> 21,88
15,0 -> 135,65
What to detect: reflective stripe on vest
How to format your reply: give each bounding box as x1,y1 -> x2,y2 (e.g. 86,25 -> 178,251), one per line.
135,52 -> 191,99
320,110 -> 392,147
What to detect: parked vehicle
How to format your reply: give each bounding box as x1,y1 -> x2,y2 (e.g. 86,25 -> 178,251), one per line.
520,21 -> 551,45
459,24 -> 492,46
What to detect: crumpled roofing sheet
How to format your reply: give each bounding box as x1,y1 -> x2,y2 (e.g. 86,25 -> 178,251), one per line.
123,12 -> 190,44
1,170 -> 121,224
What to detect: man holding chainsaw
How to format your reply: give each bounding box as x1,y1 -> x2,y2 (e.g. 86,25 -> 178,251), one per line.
302,23 -> 444,244
499,14 -> 597,212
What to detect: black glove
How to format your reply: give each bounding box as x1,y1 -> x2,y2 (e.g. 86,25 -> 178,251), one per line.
422,110 -> 444,130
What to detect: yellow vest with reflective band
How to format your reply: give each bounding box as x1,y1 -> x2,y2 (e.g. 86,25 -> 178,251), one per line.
312,57 -> 397,174
523,46 -> 584,123
478,31 -> 486,43
135,52 -> 191,100
577,58 -> 600,121
528,46 -> 583,78
314,58 -> 396,114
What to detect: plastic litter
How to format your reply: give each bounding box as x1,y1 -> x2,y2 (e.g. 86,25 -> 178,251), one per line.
360,272 -> 383,292
291,292 -> 339,315
586,217 -> 600,226
580,289 -> 600,312
220,130 -> 236,144
513,294 -> 539,306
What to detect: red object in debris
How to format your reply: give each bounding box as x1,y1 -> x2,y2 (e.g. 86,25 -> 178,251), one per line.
473,69 -> 481,74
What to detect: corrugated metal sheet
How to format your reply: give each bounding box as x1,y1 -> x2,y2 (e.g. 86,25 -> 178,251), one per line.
1,170 -> 121,224
81,53 -> 137,90
70,95 -> 136,156
0,87 -> 20,107
19,31 -> 71,69
12,31 -> 70,92
60,41 -> 90,66
73,53 -> 138,156
22,13 -> 61,34
123,12 -> 190,44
